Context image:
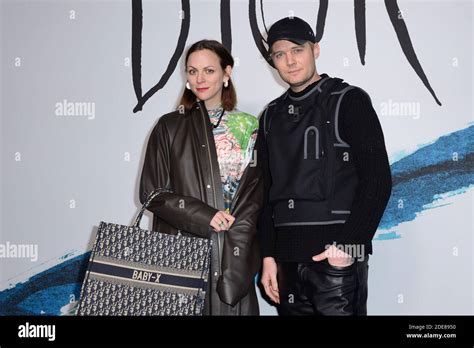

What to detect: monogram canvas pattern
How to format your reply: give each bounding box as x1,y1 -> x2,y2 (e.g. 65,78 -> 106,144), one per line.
77,221 -> 211,316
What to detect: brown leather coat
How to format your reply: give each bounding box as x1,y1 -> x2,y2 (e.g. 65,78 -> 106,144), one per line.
139,101 -> 263,315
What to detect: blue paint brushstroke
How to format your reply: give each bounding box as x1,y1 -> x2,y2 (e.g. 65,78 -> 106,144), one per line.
0,252 -> 90,315
1,125 -> 472,315
376,124 -> 473,240
391,125 -> 472,176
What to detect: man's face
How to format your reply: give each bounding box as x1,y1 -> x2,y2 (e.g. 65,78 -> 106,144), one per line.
270,40 -> 320,91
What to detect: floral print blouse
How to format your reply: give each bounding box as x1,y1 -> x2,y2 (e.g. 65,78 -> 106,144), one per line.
207,106 -> 259,212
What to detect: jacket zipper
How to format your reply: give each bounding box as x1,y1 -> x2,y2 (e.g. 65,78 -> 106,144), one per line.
198,105 -> 222,276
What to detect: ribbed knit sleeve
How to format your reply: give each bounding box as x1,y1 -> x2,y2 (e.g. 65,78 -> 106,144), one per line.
336,88 -> 392,249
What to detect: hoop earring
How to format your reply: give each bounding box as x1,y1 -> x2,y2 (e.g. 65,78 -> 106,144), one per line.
186,82 -> 191,90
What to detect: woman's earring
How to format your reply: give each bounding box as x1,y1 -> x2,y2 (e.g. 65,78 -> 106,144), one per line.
224,80 -> 229,88
186,82 -> 191,90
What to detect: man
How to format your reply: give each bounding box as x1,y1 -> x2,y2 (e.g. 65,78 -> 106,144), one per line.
258,16 -> 392,315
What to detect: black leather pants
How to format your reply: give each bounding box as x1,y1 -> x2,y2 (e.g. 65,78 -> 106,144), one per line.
277,256 -> 369,316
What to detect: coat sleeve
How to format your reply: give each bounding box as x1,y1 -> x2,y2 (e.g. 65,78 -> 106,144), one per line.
216,144 -> 264,306
139,116 -> 218,238
255,109 -> 276,258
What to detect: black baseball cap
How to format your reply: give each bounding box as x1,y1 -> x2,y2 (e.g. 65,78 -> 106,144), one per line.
267,17 -> 316,50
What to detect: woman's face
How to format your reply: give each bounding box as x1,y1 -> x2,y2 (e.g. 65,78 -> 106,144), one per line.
186,49 -> 231,108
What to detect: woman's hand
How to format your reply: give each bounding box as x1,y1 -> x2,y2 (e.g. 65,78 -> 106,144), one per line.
210,211 -> 235,232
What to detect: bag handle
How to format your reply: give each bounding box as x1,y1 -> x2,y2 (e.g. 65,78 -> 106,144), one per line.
132,187 -> 172,228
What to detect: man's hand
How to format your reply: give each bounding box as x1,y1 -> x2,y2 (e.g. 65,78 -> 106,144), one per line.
261,257 -> 280,304
312,244 -> 354,268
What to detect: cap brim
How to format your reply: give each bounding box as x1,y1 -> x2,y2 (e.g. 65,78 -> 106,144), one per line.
286,38 -> 307,45
269,37 -> 311,49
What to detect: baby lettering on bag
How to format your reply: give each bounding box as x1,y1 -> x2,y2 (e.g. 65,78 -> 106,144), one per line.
132,270 -> 162,283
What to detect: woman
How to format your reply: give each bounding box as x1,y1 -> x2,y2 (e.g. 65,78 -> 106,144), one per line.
139,40 -> 263,315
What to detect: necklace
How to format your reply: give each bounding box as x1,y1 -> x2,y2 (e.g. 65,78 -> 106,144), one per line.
210,108 -> 225,128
